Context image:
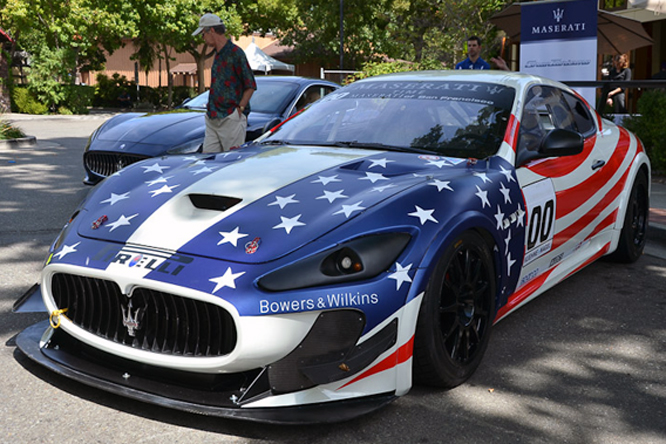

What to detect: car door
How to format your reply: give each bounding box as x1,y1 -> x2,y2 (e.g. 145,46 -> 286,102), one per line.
514,84 -> 603,290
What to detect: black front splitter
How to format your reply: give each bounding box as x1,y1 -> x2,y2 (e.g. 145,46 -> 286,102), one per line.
16,321 -> 397,424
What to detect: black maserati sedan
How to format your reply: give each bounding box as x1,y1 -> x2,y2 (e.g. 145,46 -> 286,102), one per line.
83,76 -> 339,185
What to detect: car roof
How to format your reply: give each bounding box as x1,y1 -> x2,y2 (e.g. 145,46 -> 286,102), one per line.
255,75 -> 339,87
355,70 -> 570,94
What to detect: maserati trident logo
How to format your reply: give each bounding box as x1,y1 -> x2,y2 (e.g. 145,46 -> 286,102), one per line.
553,8 -> 564,23
121,299 -> 144,337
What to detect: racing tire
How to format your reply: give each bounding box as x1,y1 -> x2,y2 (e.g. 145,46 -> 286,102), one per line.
609,172 -> 649,263
413,231 -> 496,388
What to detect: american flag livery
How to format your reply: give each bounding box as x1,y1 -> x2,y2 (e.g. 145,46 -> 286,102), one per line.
19,71 -> 650,424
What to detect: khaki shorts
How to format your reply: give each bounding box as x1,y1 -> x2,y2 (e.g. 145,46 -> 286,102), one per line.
203,112 -> 247,153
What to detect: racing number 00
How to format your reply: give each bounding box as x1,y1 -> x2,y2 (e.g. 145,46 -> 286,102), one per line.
527,199 -> 554,250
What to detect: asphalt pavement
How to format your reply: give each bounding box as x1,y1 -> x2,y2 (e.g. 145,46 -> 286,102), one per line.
649,179 -> 666,231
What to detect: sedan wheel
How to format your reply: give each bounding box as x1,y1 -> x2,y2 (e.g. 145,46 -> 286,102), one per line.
413,231 -> 496,388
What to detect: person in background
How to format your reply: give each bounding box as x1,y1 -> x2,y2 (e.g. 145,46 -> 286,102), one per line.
192,13 -> 256,152
118,90 -> 132,108
606,54 -> 631,113
652,61 -> 666,79
455,36 -> 490,70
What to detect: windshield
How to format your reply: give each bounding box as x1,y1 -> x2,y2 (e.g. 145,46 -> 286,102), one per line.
182,92 -> 208,109
182,81 -> 300,114
263,80 -> 516,159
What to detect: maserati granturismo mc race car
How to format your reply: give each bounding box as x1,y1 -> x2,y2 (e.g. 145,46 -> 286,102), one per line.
15,71 -> 650,424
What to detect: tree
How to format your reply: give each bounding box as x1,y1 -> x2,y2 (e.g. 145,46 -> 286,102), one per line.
391,0 -> 506,67
246,0 -> 398,70
128,0 -> 243,98
0,0 -> 136,109
237,0 -> 506,71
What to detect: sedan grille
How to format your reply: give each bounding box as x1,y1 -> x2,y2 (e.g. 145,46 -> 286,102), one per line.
51,273 -> 237,357
84,152 -> 149,178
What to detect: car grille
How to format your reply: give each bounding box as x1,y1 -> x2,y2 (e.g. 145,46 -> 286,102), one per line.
84,152 -> 149,178
50,273 -> 237,357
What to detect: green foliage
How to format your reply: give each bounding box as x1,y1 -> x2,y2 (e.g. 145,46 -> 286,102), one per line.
391,0 -> 506,66
266,0 -> 396,69
11,87 -> 48,114
3,0 -> 511,110
90,73 -> 196,109
1,0 -> 136,73
93,73 -> 136,107
624,90 -> 666,173
136,85 -> 196,110
26,46 -> 76,111
63,84 -> 95,114
350,58 -> 444,83
0,119 -> 25,140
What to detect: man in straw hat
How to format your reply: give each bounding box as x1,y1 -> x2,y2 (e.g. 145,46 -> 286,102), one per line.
193,13 -> 256,152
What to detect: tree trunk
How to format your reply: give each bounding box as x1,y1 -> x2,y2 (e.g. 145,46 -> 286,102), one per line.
161,43 -> 173,108
0,48 -> 11,113
190,44 -> 214,94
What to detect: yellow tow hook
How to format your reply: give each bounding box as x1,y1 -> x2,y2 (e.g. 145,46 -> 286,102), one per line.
49,308 -> 68,329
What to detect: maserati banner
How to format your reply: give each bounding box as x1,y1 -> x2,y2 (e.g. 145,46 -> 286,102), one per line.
520,0 -> 598,106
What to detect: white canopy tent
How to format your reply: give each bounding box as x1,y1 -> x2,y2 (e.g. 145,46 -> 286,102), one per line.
244,41 -> 295,74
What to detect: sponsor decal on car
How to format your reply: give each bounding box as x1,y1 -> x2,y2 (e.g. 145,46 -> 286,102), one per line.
93,245 -> 193,276
260,292 -> 380,314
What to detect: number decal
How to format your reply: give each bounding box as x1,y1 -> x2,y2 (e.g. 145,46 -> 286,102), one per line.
523,180 -> 556,264
527,199 -> 554,250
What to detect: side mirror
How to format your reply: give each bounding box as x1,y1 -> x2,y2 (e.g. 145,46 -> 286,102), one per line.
262,118 -> 283,134
517,129 -> 584,167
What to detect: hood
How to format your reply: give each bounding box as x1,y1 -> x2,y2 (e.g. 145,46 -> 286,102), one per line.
96,111 -> 205,146
77,146 -> 468,264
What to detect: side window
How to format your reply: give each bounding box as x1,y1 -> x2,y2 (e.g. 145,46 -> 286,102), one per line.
518,87 -> 549,153
294,85 -> 336,113
563,92 -> 596,136
518,86 -> 577,154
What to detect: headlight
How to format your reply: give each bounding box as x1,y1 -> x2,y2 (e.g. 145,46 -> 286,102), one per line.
167,138 -> 204,155
258,232 -> 411,291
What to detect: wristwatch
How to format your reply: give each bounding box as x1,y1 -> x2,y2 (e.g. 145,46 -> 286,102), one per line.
238,105 -> 245,111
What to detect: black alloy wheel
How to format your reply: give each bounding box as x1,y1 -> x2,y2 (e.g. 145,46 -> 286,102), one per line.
413,231 -> 496,388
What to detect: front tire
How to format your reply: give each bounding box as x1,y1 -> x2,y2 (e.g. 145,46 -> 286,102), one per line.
413,231 -> 496,388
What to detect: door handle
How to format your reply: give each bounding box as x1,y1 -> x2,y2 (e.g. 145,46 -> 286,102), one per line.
591,160 -> 606,170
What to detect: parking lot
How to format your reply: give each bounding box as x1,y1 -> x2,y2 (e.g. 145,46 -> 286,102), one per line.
1,114 -> 665,444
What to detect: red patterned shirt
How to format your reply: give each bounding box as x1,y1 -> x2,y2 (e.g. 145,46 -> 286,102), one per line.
208,40 -> 256,119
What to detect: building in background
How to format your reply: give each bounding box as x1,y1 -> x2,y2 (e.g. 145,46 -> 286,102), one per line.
80,34 -> 323,90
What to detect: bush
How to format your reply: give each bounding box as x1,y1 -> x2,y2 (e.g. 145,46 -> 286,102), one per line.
11,87 -> 48,115
90,73 -> 198,110
0,119 -> 25,140
93,72 -> 137,107
623,90 -> 666,174
62,84 -> 94,114
349,59 -> 445,84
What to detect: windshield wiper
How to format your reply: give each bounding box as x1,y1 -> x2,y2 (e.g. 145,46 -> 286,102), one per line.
259,139 -> 289,145
324,141 -> 436,154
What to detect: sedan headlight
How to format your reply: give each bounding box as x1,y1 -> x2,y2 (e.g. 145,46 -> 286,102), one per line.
167,138 -> 204,155
258,232 -> 411,291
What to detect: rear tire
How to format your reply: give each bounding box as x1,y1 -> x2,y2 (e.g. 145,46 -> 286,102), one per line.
413,231 -> 496,388
609,172 -> 649,263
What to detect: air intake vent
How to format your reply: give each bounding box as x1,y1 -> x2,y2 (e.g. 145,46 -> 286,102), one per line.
50,273 -> 237,357
189,194 -> 242,211
84,152 -> 149,178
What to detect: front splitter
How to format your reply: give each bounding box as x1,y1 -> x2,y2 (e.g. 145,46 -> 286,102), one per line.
16,320 -> 397,424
